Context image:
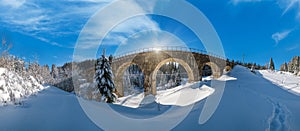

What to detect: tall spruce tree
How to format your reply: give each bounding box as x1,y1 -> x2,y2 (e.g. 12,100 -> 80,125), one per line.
269,57 -> 275,71
95,52 -> 116,103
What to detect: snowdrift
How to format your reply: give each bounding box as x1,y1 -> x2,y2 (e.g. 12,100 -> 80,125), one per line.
258,70 -> 300,96
0,68 -> 44,105
116,82 -> 215,108
116,75 -> 236,108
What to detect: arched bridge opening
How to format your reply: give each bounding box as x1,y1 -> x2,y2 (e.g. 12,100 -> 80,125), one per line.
151,58 -> 195,95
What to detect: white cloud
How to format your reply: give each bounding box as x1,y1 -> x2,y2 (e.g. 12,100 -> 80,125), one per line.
286,44 -> 299,51
0,0 -> 111,48
71,0 -> 164,61
0,0 -> 26,8
0,0 -> 161,49
76,0 -> 160,50
278,0 -> 300,17
271,30 -> 293,45
65,0 -> 112,2
231,0 -> 300,18
230,0 -> 262,5
114,30 -> 186,56
103,17 -> 160,45
35,36 -> 64,47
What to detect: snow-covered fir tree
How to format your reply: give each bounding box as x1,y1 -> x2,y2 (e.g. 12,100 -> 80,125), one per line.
95,52 -> 116,103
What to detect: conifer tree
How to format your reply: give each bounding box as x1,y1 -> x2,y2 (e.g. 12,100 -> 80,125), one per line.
95,51 -> 116,103
269,57 -> 275,70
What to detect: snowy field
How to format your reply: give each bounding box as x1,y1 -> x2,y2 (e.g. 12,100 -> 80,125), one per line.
258,70 -> 300,96
0,65 -> 300,130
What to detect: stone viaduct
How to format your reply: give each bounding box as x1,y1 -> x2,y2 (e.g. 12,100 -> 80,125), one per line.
111,46 -> 227,97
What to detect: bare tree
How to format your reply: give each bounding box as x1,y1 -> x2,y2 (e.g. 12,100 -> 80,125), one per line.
0,35 -> 13,69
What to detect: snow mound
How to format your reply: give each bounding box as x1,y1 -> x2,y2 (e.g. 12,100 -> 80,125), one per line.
217,75 -> 237,81
115,82 -> 215,108
258,70 -> 300,96
0,68 -> 45,105
203,75 -> 237,81
116,93 -> 145,108
156,83 -> 214,106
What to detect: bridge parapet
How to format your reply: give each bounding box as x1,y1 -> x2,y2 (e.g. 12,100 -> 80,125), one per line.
113,46 -> 226,62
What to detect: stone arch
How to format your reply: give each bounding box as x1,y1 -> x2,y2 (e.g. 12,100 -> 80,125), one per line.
151,58 -> 195,95
114,62 -> 144,97
224,66 -> 232,72
202,62 -> 221,78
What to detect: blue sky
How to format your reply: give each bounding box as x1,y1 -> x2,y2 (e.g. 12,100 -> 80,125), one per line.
0,0 -> 299,69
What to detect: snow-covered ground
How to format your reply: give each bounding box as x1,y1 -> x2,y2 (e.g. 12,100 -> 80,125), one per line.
116,75 -> 236,108
258,70 -> 300,96
0,68 -> 44,105
0,85 -> 100,130
116,82 -> 215,108
0,65 -> 300,130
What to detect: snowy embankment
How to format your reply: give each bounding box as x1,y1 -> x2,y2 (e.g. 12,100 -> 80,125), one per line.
0,85 -> 100,131
258,70 -> 300,96
116,75 -> 236,108
0,68 -> 44,105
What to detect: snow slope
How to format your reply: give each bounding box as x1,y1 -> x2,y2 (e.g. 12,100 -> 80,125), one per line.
258,70 -> 300,95
0,85 -> 100,131
0,68 -> 44,105
0,65 -> 299,131
116,82 -> 215,108
174,66 -> 300,131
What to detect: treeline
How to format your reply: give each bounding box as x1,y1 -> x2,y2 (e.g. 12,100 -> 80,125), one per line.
280,56 -> 300,76
226,59 -> 268,70
0,54 -> 96,94
0,37 -> 52,85
0,36 -> 78,92
44,59 -> 97,93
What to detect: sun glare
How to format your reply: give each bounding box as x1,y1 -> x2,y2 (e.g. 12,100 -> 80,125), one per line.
154,47 -> 162,53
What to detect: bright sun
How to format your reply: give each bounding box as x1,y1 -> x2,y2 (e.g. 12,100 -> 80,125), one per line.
153,47 -> 162,53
